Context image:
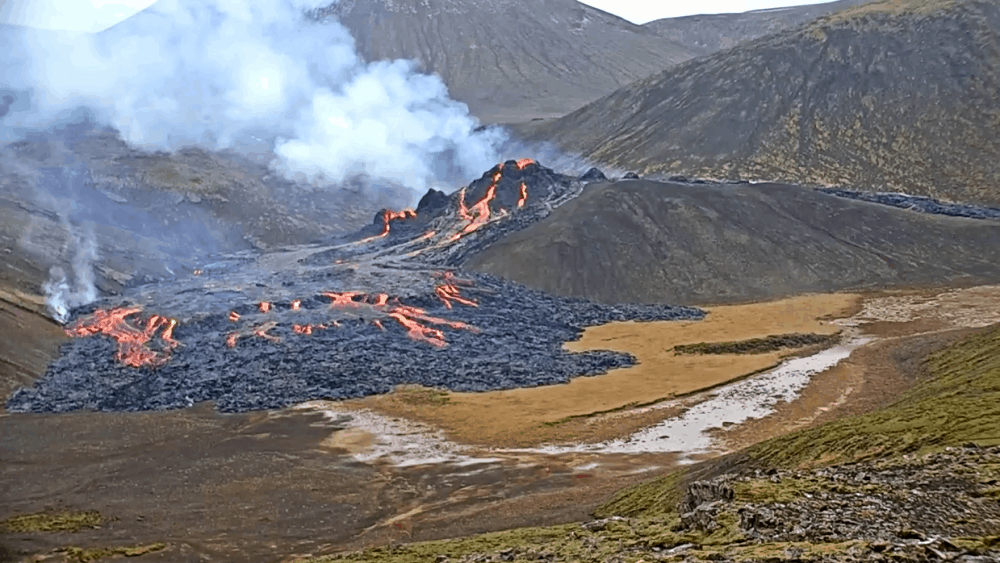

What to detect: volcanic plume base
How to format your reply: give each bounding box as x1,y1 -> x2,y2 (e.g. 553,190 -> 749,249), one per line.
7,160 -> 704,414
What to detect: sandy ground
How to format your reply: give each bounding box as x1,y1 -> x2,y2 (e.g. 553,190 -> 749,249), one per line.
342,293 -> 860,448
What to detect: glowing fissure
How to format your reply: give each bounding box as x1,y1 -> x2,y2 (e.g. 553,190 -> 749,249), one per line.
452,170 -> 501,241
449,159 -> 535,242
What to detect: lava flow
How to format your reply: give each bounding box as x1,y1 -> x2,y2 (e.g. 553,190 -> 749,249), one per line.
361,208 -> 417,242
435,271 -> 478,309
450,159 -> 536,241
452,170 -> 501,240
320,286 -> 479,348
65,307 -> 180,368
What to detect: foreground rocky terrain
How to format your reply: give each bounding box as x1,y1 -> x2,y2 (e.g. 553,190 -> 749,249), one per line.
516,0 -> 1000,206
336,445 -> 1000,562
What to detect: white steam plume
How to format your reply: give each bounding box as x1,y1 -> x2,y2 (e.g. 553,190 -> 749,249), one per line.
1,0 -> 504,192
43,223 -> 99,324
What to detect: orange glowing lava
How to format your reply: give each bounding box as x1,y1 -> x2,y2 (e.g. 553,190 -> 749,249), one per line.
318,286 -> 479,347
435,283 -> 478,309
516,158 -> 535,169
229,311 -> 240,322
452,170 -> 501,241
387,311 -> 447,347
361,208 -> 417,242
322,291 -> 364,308
291,300 -> 302,310
65,307 -> 180,368
517,182 -> 528,208
259,302 -> 271,313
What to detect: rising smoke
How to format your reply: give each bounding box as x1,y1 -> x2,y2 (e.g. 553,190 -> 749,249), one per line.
8,157 -> 101,323
1,0 -> 517,320
1,0 -> 505,193
42,224 -> 99,324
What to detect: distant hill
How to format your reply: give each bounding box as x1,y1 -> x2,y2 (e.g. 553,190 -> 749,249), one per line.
310,0 -> 697,123
515,0 -> 1000,206
467,179 -> 1000,305
644,0 -> 870,56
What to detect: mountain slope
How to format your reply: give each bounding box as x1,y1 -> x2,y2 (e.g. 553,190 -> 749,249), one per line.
516,0 -> 1000,205
644,0 -> 870,56
467,179 -> 1000,305
310,0 -> 697,123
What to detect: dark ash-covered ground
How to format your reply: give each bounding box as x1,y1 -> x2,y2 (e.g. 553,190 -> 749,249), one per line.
6,160 -> 703,414
819,187 -> 1000,220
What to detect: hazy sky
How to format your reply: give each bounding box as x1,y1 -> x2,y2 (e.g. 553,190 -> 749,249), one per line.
1,0 -> 841,32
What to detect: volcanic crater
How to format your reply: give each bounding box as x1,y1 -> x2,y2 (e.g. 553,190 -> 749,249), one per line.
6,160 -> 703,414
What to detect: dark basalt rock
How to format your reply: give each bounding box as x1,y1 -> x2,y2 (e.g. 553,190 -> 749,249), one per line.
819,188 -> 1000,220
6,274 -> 703,414
416,188 -> 450,216
578,167 -> 608,183
622,172 -> 640,179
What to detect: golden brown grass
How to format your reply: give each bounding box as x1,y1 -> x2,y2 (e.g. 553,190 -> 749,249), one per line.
345,293 -> 859,448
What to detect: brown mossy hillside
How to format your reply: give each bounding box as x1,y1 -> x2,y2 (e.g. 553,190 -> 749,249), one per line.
519,0 -> 1000,205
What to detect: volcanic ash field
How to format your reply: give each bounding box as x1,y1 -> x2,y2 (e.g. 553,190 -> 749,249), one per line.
7,160 -> 704,414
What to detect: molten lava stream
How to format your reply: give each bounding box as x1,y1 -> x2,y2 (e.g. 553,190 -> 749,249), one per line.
387,311 -> 447,347
360,208 -> 417,243
452,171 -> 501,241
65,307 -> 180,368
319,287 -> 480,347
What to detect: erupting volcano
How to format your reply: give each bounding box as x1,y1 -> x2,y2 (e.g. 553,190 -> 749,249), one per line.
8,161 -> 704,414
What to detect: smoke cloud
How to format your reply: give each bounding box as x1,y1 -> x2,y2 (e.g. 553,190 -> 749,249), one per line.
1,0 -> 505,193
42,224 -> 99,324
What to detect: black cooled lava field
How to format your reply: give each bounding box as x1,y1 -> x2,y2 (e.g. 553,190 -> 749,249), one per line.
6,160 -> 704,413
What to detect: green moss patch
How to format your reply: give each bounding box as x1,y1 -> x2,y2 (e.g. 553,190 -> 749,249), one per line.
594,467 -> 687,518
672,333 -> 839,355
57,543 -> 166,562
748,323 -> 1000,469
1,510 -> 102,533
